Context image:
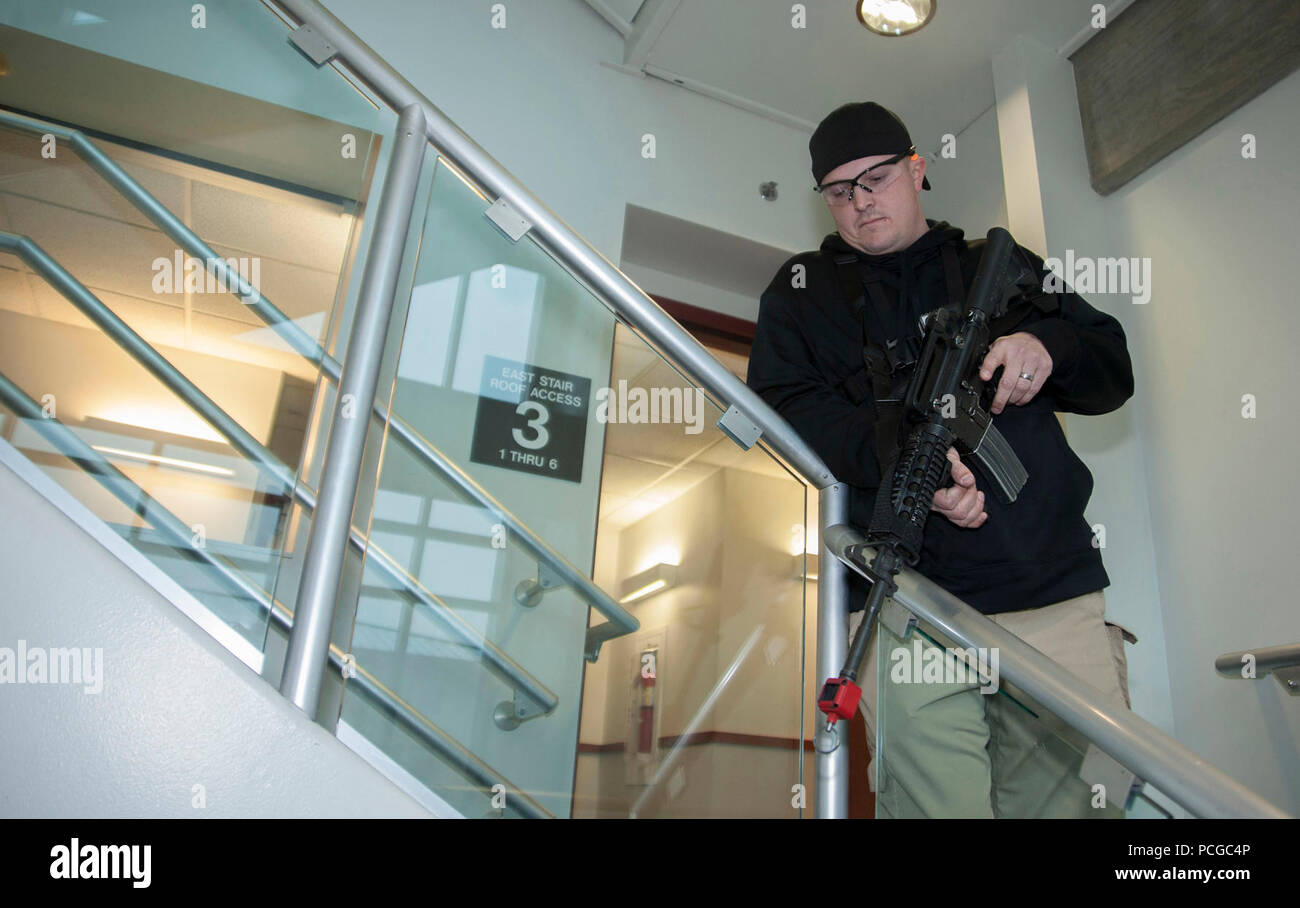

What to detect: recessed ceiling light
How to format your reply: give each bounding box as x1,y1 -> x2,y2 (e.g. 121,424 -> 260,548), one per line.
857,0 -> 936,37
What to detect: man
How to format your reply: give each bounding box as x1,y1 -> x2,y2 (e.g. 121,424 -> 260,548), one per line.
746,101 -> 1136,817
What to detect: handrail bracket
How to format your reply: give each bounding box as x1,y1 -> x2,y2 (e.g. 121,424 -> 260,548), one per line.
514,562 -> 563,609
494,689 -> 553,731
289,24 -> 339,66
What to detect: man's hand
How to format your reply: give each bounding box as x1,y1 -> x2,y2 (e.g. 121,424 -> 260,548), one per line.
931,448 -> 987,528
980,332 -> 1053,414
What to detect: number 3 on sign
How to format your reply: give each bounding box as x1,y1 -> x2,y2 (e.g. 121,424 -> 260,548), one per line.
512,401 -> 549,450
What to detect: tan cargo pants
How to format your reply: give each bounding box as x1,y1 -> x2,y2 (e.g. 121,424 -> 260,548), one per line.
847,590 -> 1132,818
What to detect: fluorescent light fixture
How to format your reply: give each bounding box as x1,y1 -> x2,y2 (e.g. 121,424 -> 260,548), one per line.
857,0 -> 935,36
793,553 -> 820,582
619,562 -> 678,605
92,445 -> 235,478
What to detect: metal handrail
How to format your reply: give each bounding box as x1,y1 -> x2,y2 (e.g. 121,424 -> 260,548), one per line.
0,107 -> 638,662
0,230 -> 558,717
0,370 -> 551,818
1216,643 -> 1300,677
1216,643 -> 1300,695
824,523 -> 1290,818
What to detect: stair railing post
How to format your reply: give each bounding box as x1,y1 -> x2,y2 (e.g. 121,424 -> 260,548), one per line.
279,103 -> 428,717
816,482 -> 851,818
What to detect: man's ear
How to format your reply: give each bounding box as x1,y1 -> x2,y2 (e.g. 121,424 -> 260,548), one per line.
910,153 -> 927,191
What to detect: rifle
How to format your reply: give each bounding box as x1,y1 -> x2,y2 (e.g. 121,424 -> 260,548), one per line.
817,227 -> 1040,728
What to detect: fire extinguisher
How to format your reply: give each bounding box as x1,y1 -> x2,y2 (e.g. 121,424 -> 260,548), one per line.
638,648 -> 657,754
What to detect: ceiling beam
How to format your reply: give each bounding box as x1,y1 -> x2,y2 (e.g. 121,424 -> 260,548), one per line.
642,63 -> 816,132
622,0 -> 681,69
581,0 -> 633,37
591,0 -> 811,134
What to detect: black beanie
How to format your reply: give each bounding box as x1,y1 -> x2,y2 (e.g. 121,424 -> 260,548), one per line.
810,101 -> 931,190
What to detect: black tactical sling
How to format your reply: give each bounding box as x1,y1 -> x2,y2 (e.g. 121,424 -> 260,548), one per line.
832,239 -> 1059,471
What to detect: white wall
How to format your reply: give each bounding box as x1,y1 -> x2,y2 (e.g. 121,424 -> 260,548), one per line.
920,104 -> 1009,236
1101,65 -> 1300,813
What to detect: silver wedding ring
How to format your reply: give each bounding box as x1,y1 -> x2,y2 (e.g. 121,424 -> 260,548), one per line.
1019,372 -> 1034,381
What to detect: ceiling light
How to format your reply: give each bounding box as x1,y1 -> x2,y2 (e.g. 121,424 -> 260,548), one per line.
857,0 -> 935,36
92,445 -> 235,478
619,562 -> 678,605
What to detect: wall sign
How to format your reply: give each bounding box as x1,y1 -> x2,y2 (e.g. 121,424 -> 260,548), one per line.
470,355 -> 591,484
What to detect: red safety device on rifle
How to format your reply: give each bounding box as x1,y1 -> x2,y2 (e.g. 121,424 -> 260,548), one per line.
818,676 -> 861,726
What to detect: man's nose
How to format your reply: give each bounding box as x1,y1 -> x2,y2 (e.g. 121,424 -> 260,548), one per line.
852,188 -> 873,211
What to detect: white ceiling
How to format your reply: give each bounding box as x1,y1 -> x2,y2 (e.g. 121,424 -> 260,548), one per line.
588,0 -> 1105,153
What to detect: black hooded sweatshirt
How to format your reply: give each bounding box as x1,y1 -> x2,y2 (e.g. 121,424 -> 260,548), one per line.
746,220 -> 1134,615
